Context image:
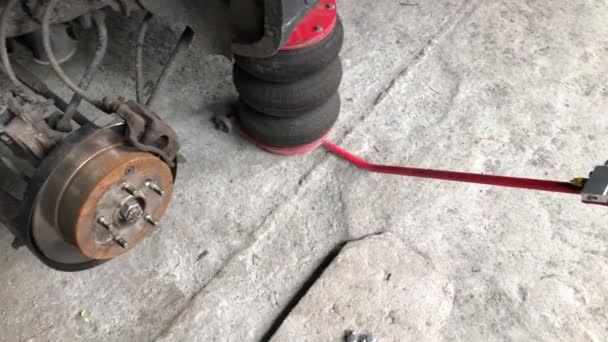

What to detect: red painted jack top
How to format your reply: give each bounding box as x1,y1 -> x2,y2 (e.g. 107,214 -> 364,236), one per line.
282,0 -> 338,50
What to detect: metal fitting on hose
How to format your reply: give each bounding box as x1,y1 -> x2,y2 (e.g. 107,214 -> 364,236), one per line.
582,165 -> 608,206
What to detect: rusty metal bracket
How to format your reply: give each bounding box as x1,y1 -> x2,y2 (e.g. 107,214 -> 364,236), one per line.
102,97 -> 179,167
0,93 -> 62,165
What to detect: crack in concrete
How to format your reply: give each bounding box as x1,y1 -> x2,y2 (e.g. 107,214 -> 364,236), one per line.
261,231 -> 388,341
153,1 -> 483,338
153,191 -> 298,341
153,157 -> 330,341
337,183 -> 351,234
153,248 -> 240,341
433,55 -> 464,126
260,242 -> 345,341
372,0 -> 480,109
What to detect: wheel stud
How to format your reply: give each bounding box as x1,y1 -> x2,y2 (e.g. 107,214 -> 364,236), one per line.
146,180 -> 165,196
145,214 -> 159,227
122,183 -> 145,199
97,217 -> 129,249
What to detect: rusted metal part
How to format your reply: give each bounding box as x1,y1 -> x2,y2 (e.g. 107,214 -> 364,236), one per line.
20,124 -> 176,271
0,94 -> 62,164
0,0 -> 142,38
11,60 -> 91,126
0,107 -> 35,179
57,148 -> 173,260
102,98 -> 180,167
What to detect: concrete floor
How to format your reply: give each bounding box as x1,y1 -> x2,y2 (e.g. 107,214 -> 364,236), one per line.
1,0 -> 608,341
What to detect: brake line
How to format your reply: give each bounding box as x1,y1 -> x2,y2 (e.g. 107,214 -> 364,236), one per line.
322,140 -> 584,195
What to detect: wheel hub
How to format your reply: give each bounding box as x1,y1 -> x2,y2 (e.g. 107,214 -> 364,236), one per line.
24,124 -> 175,270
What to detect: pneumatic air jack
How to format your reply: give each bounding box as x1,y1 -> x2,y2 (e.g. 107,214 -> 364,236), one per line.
228,0 -> 608,210
232,0 -> 342,154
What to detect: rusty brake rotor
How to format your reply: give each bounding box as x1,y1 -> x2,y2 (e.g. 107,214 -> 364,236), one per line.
21,123 -> 175,271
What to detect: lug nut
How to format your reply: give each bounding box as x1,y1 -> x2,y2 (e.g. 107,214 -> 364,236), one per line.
314,25 -> 324,32
119,198 -> 144,224
146,180 -> 165,196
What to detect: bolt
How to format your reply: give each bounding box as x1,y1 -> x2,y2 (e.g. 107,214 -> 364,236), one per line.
345,331 -> 376,342
146,180 -> 165,196
314,25 -> 324,32
119,198 -> 144,224
326,3 -> 335,9
122,183 -> 145,199
97,217 -> 129,249
212,114 -> 233,134
145,214 -> 159,227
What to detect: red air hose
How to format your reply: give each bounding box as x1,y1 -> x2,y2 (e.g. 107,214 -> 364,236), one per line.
322,140 -> 583,195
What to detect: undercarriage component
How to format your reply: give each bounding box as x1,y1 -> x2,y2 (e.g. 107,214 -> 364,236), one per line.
0,94 -> 62,166
235,17 -> 344,83
102,98 -> 180,167
0,0 -> 141,38
10,59 -> 91,126
140,0 -> 324,58
0,0 -> 321,59
20,23 -> 77,65
0,0 -> 187,271
231,0 -> 323,58
20,124 -> 175,271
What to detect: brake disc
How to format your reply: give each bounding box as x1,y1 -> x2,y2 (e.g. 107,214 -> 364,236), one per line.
20,123 -> 175,271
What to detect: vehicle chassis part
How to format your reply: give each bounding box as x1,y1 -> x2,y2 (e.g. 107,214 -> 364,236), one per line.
0,0 -> 190,270
19,124 -> 175,271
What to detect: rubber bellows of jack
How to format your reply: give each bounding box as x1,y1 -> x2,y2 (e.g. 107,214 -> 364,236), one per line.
234,57 -> 342,117
238,93 -> 341,147
233,16 -> 344,148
